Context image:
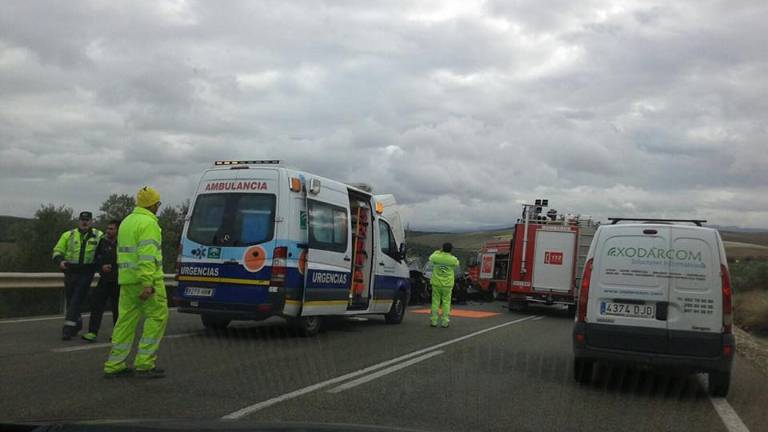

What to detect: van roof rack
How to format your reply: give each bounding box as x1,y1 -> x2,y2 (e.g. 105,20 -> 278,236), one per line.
608,218 -> 707,227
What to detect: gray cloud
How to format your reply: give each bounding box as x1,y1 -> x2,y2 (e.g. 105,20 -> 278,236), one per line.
0,0 -> 766,229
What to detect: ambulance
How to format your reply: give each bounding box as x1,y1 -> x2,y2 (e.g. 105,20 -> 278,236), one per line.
174,160 -> 411,336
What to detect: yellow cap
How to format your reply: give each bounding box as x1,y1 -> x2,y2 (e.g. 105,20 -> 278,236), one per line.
136,186 -> 161,208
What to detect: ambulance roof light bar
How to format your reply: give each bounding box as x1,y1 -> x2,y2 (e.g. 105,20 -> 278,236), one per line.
214,160 -> 282,166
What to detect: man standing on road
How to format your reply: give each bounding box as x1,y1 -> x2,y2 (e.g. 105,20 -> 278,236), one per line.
52,211 -> 103,340
429,242 -> 460,328
104,186 -> 168,378
82,219 -> 120,342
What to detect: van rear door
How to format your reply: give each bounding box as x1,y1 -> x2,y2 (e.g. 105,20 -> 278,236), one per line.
666,228 -> 722,357
587,225 -> 669,352
302,178 -> 352,316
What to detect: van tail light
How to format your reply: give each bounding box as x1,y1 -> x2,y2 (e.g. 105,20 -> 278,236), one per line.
577,258 -> 593,323
270,246 -> 288,287
721,264 -> 733,334
175,243 -> 183,281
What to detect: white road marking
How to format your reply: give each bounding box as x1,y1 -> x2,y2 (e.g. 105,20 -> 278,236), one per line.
696,375 -> 750,432
51,332 -> 195,353
532,316 -> 546,321
222,315 -> 539,420
327,350 -> 444,394
1,308 -> 178,324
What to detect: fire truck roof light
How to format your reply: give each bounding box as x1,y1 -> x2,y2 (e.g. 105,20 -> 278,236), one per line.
214,160 -> 282,166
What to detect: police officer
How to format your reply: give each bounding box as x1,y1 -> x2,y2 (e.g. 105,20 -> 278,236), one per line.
104,186 -> 168,378
429,242 -> 460,328
82,219 -> 120,342
52,211 -> 103,340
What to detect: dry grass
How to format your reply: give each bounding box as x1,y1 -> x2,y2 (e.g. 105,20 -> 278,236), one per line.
735,290 -> 768,334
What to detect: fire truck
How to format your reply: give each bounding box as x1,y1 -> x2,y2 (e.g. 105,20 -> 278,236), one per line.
472,200 -> 597,314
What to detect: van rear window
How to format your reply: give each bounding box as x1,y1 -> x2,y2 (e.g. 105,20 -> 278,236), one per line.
188,193 -> 276,246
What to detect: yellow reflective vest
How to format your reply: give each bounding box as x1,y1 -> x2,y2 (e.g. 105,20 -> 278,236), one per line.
52,228 -> 103,268
117,207 -> 163,286
429,250 -> 460,288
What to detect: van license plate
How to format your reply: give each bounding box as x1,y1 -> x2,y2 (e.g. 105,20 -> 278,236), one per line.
601,301 -> 655,319
185,287 -> 214,297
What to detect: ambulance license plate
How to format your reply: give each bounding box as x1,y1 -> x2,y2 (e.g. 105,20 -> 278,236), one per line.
185,287 -> 214,297
601,301 -> 655,319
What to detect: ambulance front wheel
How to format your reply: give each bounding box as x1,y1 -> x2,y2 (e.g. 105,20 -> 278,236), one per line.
385,291 -> 407,324
201,315 -> 231,331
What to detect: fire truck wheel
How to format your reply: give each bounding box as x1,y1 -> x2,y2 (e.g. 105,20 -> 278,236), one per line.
485,284 -> 495,302
567,304 -> 577,316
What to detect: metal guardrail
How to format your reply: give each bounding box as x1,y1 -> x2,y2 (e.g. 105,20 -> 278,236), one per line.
0,273 -> 178,289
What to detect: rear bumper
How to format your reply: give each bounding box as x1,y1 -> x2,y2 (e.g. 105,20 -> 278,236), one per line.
174,298 -> 277,321
573,322 -> 734,373
508,290 -> 574,305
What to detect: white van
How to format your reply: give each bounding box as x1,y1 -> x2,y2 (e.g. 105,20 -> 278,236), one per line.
572,218 -> 734,396
174,160 -> 411,336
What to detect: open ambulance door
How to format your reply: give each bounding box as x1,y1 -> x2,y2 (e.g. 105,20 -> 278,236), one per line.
301,178 -> 353,316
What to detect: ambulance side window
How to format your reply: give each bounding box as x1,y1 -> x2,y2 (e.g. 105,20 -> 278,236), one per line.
378,220 -> 398,259
308,200 -> 348,253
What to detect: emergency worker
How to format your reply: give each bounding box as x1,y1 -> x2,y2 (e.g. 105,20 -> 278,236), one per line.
52,211 -> 103,340
429,242 -> 460,328
82,219 -> 120,342
103,187 -> 168,378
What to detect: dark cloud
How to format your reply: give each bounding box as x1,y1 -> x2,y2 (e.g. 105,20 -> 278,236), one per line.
0,0 -> 766,229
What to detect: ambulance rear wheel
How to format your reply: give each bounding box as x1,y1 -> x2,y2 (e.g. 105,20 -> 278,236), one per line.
385,291 -> 407,324
294,316 -> 322,337
201,315 -> 230,331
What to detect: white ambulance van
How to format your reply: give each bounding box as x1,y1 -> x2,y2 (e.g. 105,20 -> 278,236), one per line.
174,160 -> 411,336
573,218 -> 734,396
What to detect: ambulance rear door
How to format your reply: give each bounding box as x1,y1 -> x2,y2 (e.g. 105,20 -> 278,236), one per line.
302,177 -> 352,316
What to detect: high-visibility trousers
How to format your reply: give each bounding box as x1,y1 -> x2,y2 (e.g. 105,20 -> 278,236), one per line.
430,283 -> 453,326
104,280 -> 168,373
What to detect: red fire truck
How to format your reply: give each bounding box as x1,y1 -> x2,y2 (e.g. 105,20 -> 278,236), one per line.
472,201 -> 596,314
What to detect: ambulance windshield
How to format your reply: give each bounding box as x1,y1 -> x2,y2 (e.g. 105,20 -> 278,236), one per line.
187,193 -> 276,246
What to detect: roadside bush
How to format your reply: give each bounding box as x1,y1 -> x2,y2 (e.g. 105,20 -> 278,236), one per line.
730,260 -> 768,293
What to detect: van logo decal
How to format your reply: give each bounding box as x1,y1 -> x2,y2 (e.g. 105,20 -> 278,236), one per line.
310,271 -> 349,285
606,247 -> 702,262
208,247 -> 221,259
205,181 -> 269,192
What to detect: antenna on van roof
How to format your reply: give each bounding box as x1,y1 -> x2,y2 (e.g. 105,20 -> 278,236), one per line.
608,218 -> 707,227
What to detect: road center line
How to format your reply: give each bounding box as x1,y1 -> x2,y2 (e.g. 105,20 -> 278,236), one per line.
221,315 -> 539,420
697,375 -> 750,432
51,332 -> 195,353
327,350 -> 444,394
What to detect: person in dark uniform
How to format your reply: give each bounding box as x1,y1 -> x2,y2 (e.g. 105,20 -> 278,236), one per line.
82,219 -> 120,342
52,211 -> 103,340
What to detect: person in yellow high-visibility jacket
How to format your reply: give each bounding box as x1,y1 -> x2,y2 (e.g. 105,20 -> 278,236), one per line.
429,243 -> 460,328
104,186 -> 168,379
52,211 -> 103,340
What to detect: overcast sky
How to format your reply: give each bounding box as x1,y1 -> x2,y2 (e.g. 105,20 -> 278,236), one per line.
0,0 -> 766,230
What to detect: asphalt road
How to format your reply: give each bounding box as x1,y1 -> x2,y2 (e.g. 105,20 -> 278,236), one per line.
1,300 -> 767,432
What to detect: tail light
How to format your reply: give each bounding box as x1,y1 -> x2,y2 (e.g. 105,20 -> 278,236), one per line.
577,258 -> 593,323
721,264 -> 733,334
175,243 -> 183,281
270,246 -> 288,287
